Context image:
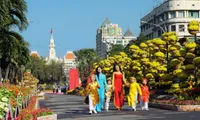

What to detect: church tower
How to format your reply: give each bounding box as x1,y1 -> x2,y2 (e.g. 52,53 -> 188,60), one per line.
47,29 -> 58,63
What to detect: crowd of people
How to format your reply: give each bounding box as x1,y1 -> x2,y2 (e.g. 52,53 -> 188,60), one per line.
52,84 -> 68,94
84,64 -> 150,114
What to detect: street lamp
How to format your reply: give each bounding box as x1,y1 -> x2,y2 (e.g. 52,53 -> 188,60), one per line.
141,20 -> 169,72
28,20 -> 34,23
159,18 -> 167,32
141,21 -> 165,33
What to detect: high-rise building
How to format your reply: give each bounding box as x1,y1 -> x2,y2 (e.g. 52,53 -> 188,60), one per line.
140,0 -> 200,41
96,18 -> 137,58
46,29 -> 59,63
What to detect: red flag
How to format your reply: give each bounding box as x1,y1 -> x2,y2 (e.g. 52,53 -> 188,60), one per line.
50,28 -> 53,34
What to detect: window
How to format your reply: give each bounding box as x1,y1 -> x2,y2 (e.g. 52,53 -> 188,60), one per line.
179,25 -> 185,32
188,11 -> 199,18
169,11 -> 176,18
116,40 -> 122,44
171,25 -> 176,31
178,11 -> 185,18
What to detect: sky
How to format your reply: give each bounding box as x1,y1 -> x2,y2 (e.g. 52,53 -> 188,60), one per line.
22,0 -> 164,58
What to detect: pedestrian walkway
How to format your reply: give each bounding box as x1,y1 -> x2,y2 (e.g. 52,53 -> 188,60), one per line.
39,94 -> 199,120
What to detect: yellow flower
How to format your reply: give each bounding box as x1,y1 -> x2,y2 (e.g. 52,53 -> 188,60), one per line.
185,42 -> 197,49
188,20 -> 199,31
154,52 -> 165,57
141,58 -> 149,62
132,60 -> 141,66
173,69 -> 182,75
169,46 -> 177,51
140,43 -> 148,48
145,73 -> 154,79
170,59 -> 180,67
152,38 -> 166,45
193,57 -> 200,65
185,53 -> 195,59
132,66 -> 141,71
129,45 -> 140,50
161,74 -> 172,81
103,68 -> 110,71
185,64 -> 195,70
158,66 -> 167,71
119,52 -> 128,57
150,61 -> 160,68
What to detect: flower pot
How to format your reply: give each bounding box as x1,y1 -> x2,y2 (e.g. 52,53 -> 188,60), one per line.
37,114 -> 57,120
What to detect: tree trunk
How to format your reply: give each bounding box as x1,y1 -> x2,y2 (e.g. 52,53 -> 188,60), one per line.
12,68 -> 16,84
0,66 -> 2,84
4,64 -> 11,80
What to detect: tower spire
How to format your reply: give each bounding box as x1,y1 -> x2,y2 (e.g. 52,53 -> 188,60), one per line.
50,28 -> 53,34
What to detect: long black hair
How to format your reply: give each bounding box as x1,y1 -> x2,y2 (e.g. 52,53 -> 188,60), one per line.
96,66 -> 102,79
113,64 -> 122,73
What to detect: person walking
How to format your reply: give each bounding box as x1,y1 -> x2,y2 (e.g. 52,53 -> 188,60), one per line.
112,64 -> 126,110
105,78 -> 113,111
126,77 -> 142,111
140,78 -> 150,111
85,74 -> 100,114
52,84 -> 55,94
95,66 -> 108,112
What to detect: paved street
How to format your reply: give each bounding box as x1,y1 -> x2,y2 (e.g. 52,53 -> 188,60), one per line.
39,94 -> 200,120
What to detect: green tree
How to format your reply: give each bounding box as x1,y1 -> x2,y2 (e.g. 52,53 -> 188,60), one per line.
74,49 -> 100,82
135,33 -> 148,45
109,44 -> 124,56
26,57 -> 64,84
0,0 -> 28,83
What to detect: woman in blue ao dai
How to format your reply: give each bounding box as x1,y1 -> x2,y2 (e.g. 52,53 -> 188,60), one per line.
96,66 -> 108,112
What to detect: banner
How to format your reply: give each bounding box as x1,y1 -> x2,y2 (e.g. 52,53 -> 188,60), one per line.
69,68 -> 80,90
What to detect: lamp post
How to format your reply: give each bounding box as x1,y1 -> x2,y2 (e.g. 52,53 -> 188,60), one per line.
141,21 -> 165,33
141,21 -> 169,72
194,33 -> 198,83
28,20 -> 34,23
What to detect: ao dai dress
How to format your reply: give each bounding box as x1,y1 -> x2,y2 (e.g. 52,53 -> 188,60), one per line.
85,81 -> 100,107
127,82 -> 142,107
96,74 -> 108,112
113,73 -> 124,109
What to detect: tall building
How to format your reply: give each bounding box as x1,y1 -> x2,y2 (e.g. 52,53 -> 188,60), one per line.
96,18 -> 137,58
140,0 -> 200,41
46,29 -> 58,63
63,51 -> 77,75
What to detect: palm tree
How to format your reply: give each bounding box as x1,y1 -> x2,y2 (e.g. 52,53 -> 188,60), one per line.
0,0 -> 28,83
74,49 -> 100,82
0,0 -> 28,30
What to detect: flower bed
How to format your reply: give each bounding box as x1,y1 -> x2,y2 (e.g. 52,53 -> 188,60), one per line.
0,71 -> 55,120
15,96 -> 54,120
